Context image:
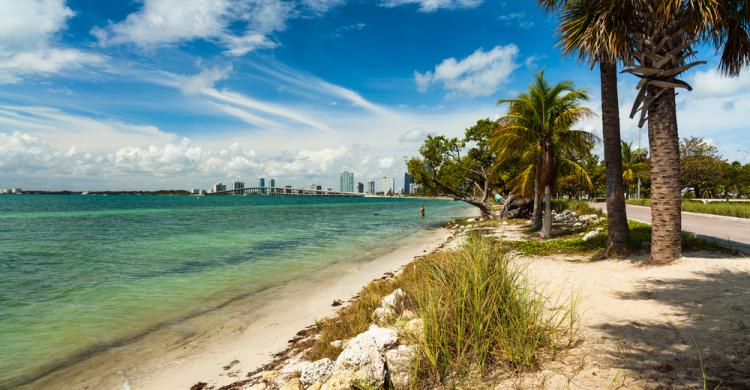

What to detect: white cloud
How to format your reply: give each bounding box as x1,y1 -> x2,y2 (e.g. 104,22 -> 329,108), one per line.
378,156 -> 395,168
93,0 -> 340,56
689,68 -> 750,99
180,65 -> 233,95
498,12 -> 534,29
399,128 -> 432,143
414,44 -> 521,97
0,0 -> 103,83
381,0 -> 482,12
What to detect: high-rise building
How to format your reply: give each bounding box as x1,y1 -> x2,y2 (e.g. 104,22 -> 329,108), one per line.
269,178 -> 275,188
211,182 -> 226,193
403,173 -> 413,195
259,177 -> 266,194
382,176 -> 396,196
357,182 -> 365,193
316,185 -> 322,191
232,181 -> 244,190
367,180 -> 375,194
339,170 -> 354,193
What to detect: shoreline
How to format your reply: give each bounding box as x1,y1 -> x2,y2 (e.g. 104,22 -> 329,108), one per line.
22,211 -> 477,390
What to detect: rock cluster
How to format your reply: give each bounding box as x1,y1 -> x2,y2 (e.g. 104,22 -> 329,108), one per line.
246,288 -> 420,390
552,210 -> 600,226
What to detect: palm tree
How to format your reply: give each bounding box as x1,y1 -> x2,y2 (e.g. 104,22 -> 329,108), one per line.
620,141 -> 649,197
544,0 -> 750,263
492,71 -> 596,239
538,0 -> 636,256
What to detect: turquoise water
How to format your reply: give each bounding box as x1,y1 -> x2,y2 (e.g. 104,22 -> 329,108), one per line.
0,195 -> 471,387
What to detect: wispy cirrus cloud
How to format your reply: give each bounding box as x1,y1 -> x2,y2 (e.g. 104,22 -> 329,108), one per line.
380,0 -> 482,12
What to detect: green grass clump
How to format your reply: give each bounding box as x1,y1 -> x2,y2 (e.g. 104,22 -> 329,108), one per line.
415,235 -> 575,379
626,198 -> 750,219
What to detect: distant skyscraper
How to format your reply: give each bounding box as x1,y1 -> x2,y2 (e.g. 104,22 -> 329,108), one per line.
339,170 -> 354,193
232,181 -> 244,190
357,182 -> 364,193
403,173 -> 413,195
367,180 -> 375,194
259,177 -> 265,194
211,182 -> 226,193
382,176 -> 396,195
269,178 -> 275,188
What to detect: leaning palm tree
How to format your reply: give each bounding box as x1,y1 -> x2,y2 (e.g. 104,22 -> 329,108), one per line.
492,71 -> 597,239
538,0 -> 636,255
621,141 -> 649,197
545,0 -> 750,263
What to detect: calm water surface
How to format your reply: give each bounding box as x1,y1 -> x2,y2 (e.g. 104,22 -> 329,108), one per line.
0,195 -> 472,387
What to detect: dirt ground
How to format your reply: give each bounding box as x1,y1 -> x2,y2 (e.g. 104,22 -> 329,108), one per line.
494,253 -> 750,389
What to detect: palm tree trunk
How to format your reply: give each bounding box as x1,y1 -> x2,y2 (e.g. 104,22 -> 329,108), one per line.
647,87 -> 682,264
600,61 -> 630,256
531,168 -> 543,231
541,184 -> 552,239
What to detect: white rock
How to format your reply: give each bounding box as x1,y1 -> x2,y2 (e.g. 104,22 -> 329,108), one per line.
324,325 -> 398,389
582,231 -> 599,241
573,222 -> 583,227
300,358 -> 334,387
467,218 -> 477,222
400,309 -> 417,321
595,227 -> 604,233
385,345 -> 417,390
381,289 -> 406,310
404,318 -> 424,337
372,305 -> 397,324
330,340 -> 343,349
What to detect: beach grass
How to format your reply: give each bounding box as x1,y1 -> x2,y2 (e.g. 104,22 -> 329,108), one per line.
626,198 -> 750,219
414,234 -> 575,380
306,234 -> 576,386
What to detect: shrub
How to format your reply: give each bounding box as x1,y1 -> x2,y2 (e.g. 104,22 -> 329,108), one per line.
414,234 -> 575,379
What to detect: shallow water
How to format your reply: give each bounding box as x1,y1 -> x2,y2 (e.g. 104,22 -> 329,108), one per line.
0,195 -> 471,387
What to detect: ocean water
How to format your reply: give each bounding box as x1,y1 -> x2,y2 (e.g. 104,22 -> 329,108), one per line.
0,195 -> 472,387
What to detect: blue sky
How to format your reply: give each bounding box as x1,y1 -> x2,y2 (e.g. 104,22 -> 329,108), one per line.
0,0 -> 748,190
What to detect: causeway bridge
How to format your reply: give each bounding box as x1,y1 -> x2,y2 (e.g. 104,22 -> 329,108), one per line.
205,186 -> 365,197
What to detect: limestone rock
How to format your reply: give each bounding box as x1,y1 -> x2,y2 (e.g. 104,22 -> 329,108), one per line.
381,288 -> 406,311
385,345 -> 417,390
329,340 -> 342,349
582,231 -> 599,241
573,222 -> 583,227
323,325 -> 398,389
372,305 -> 397,324
400,309 -> 417,321
300,358 -> 333,387
404,318 -> 424,337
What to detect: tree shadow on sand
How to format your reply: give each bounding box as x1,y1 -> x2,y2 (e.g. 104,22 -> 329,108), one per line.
597,269 -> 750,389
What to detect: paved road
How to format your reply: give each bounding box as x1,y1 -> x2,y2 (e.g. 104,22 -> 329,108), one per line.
590,203 -> 750,252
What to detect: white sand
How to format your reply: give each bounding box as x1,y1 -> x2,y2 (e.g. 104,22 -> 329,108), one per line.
24,227 -> 457,390
496,254 -> 750,389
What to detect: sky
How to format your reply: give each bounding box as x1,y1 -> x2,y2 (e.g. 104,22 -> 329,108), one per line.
0,0 -> 748,191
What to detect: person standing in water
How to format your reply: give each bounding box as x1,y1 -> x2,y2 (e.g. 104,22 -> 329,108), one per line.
419,204 -> 425,217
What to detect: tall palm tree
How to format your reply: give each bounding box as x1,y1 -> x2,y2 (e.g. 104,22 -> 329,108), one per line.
538,0 -> 636,256
492,71 -> 596,239
621,140 -> 649,197
545,0 -> 750,263
623,1 -> 750,263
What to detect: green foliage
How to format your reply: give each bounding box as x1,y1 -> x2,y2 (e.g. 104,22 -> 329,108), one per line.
491,71 -> 597,199
407,119 -> 499,210
415,235 -> 575,379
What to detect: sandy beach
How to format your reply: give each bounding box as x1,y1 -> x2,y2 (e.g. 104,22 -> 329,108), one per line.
21,225 -> 463,390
